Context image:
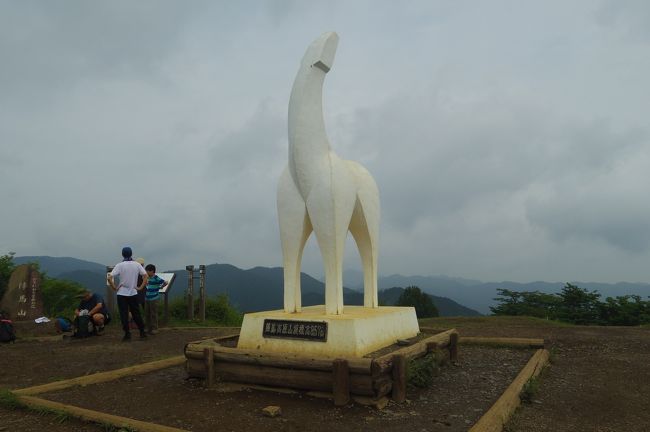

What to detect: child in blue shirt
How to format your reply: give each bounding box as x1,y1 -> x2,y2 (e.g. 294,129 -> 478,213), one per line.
144,264 -> 167,334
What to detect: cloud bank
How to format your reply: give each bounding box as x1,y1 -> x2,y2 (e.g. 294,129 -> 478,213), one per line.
2,1 -> 649,283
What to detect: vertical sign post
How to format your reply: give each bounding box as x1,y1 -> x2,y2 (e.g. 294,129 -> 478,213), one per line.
186,265 -> 194,320
198,265 -> 206,322
163,284 -> 170,325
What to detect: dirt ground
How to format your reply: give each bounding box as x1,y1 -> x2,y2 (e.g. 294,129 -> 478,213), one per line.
40,345 -> 529,432
0,323 -> 235,432
504,326 -> 650,432
1,317 -> 649,431
425,317 -> 650,432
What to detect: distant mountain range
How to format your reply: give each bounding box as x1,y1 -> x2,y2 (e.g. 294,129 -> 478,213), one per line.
374,275 -> 650,314
16,256 -> 650,314
14,256 -> 479,316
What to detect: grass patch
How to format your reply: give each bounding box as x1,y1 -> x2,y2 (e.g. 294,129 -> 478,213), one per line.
407,350 -> 448,388
0,389 -> 25,410
99,423 -> 136,432
54,410 -> 71,423
31,406 -> 71,423
520,376 -> 540,404
0,389 -> 71,423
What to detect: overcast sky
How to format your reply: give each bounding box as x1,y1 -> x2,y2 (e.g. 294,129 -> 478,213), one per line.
2,1 -> 649,283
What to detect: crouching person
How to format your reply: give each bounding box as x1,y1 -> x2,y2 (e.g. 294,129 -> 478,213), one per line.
75,290 -> 111,337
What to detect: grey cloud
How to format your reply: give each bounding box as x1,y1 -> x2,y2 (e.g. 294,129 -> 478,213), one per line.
0,1 -> 199,104
526,138 -> 650,252
338,86 -> 647,235
3,1 -> 650,284
207,101 -> 286,183
329,75 -> 650,276
596,0 -> 650,41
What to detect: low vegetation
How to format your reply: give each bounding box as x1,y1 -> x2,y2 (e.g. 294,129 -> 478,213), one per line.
41,277 -> 86,319
0,388 -> 72,425
491,283 -> 650,326
0,252 -> 16,302
407,351 -> 446,388
520,375 -> 541,404
0,388 -> 24,410
168,295 -> 243,326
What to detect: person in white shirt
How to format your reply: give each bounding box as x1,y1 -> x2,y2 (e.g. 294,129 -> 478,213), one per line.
107,246 -> 148,341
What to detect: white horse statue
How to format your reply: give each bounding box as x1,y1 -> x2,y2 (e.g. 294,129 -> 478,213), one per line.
277,32 -> 380,315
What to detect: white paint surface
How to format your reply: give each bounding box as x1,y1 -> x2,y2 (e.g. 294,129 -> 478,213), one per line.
278,32 -> 381,315
237,305 -> 419,358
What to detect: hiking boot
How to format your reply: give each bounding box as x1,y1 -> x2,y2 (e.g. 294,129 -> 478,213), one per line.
122,332 -> 131,342
139,330 -> 147,339
96,326 -> 105,335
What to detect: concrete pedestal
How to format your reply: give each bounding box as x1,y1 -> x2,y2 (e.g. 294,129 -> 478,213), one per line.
237,305 -> 420,358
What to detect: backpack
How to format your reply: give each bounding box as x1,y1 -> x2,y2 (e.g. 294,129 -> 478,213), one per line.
55,317 -> 73,333
0,319 -> 16,343
73,315 -> 95,338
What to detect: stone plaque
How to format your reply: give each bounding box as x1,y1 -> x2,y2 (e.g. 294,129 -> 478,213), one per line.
0,264 -> 44,321
262,319 -> 327,342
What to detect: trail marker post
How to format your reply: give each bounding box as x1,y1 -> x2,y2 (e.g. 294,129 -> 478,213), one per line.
185,265 -> 207,321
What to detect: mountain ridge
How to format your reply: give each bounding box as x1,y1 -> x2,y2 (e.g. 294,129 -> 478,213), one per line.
15,255 -> 650,315
13,256 -> 480,316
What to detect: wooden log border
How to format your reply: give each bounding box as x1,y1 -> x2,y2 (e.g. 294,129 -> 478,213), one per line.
469,348 -> 550,432
14,355 -> 186,396
8,329 -> 548,430
332,359 -> 350,406
16,395 -> 188,432
185,328 -> 459,403
460,336 -> 545,349
11,354 -> 197,432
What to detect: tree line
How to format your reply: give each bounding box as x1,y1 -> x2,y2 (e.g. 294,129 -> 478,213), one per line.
491,283 -> 650,326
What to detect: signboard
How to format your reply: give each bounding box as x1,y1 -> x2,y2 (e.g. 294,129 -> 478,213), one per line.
0,264 -> 43,321
262,319 -> 328,342
157,273 -> 176,294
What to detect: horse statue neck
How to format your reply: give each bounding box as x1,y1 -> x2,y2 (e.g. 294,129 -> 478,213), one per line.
287,32 -> 339,187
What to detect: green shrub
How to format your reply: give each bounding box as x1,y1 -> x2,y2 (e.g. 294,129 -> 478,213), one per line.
41,277 -> 86,318
205,294 -> 243,325
407,353 -> 439,388
168,296 -> 188,320
167,294 -> 242,326
0,252 -> 16,302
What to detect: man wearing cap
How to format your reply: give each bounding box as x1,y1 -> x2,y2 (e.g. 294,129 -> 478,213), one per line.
107,247 -> 148,341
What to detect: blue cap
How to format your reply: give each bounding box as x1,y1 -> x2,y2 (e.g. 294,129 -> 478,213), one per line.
121,246 -> 133,258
